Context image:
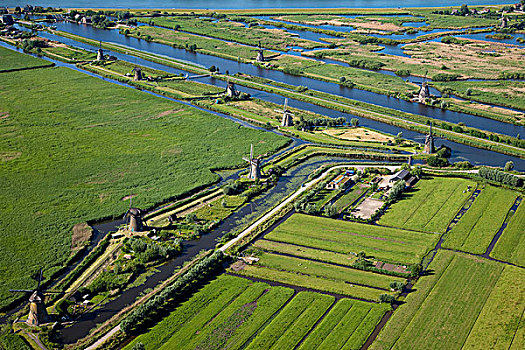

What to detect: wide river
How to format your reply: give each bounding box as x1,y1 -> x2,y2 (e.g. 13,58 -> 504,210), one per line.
3,0 -> 511,9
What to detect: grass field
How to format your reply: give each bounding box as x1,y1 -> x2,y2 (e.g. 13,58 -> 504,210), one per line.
442,186 -> 518,254
379,177 -> 475,233
125,274 -> 388,350
298,298 -> 390,350
253,239 -> 357,266
462,265 -> 525,350
0,60 -> 286,309
0,46 -> 54,72
265,213 -> 439,264
491,201 -> 525,267
371,250 -> 505,350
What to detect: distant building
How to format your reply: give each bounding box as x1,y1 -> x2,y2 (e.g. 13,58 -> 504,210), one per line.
406,176 -> 419,187
81,16 -> 92,24
0,15 -> 14,25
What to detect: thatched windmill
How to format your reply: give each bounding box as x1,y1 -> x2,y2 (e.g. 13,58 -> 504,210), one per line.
97,40 -> 104,61
417,71 -> 430,101
131,67 -> 142,81
415,123 -> 440,154
226,81 -> 239,98
243,144 -> 261,180
274,98 -> 294,127
124,199 -> 144,232
10,269 -> 63,326
251,41 -> 264,62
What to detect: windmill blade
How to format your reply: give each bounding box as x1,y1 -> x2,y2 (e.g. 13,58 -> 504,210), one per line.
274,109 -> 284,113
42,290 -> 64,294
37,269 -> 43,290
284,98 -> 288,111
9,289 -> 34,293
250,144 -> 253,162
242,157 -> 250,162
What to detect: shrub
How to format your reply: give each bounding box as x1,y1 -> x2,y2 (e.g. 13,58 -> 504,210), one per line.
478,167 -> 523,187
379,294 -> 396,303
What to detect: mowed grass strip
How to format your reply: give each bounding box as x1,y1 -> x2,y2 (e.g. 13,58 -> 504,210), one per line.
254,252 -> 398,290
124,275 -> 249,350
491,201 -> 525,266
392,253 -> 504,350
233,265 -> 388,301
0,46 -> 54,72
369,250 -> 457,350
299,299 -> 390,350
253,239 -> 357,266
379,177 -> 475,233
265,213 -> 439,264
462,265 -> 525,350
245,292 -> 334,350
443,186 -> 518,254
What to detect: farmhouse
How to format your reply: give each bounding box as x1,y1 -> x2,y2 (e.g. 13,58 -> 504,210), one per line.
326,172 -> 354,190
389,169 -> 410,183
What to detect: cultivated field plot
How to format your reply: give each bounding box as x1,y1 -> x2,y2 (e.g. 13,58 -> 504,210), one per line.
442,186 -> 518,254
265,213 -> 439,264
370,251 -> 524,350
379,177 -> 475,233
231,252 -> 400,301
125,275 -> 388,350
0,61 -> 286,309
491,201 -> 525,267
0,46 -> 54,72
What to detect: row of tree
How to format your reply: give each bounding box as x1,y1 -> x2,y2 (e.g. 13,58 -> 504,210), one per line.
478,167 -> 523,187
120,251 -> 225,334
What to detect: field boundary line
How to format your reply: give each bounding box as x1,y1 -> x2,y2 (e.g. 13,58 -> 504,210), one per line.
401,181 -> 438,228
422,181 -> 466,233
505,306 -> 525,350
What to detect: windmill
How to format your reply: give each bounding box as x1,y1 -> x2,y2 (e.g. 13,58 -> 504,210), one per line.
417,71 -> 430,101
96,40 -> 104,61
243,144 -> 261,180
123,197 -> 144,232
131,67 -> 142,81
10,269 -> 63,326
251,40 -> 264,63
226,81 -> 239,98
500,14 -> 508,28
274,98 -> 294,127
414,123 -> 441,154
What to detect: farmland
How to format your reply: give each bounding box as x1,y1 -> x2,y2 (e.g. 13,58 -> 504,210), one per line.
265,213 -> 439,264
379,177 -> 475,233
491,201 -> 525,266
371,250 -> 507,350
0,46 -> 54,72
230,252 -> 399,300
125,274 -> 388,350
0,61 -> 286,309
442,186 -> 518,254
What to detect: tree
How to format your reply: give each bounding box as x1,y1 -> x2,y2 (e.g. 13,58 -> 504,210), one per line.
186,213 -> 197,223
379,294 -> 395,303
350,118 -> 359,127
394,132 -> 403,145
466,88 -> 472,96
221,198 -> 227,208
339,76 -> 346,83
411,165 -> 423,178
208,65 -> 216,72
504,161 -> 514,172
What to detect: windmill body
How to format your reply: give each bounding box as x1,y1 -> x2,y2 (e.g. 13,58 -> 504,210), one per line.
132,67 -> 142,81
251,41 -> 265,62
243,144 -> 261,180
125,207 -> 144,232
274,98 -> 294,127
424,124 -> 435,154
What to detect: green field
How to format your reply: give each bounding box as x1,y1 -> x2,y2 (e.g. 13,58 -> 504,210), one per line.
253,239 -> 357,266
0,46 -> 54,72
371,251 -> 505,350
442,186 -> 518,254
125,274 -> 387,350
298,298 -> 390,350
462,265 -> 525,350
0,60 -> 286,309
231,251 -> 400,300
265,213 -> 439,264
491,201 -> 525,267
379,177 -> 475,233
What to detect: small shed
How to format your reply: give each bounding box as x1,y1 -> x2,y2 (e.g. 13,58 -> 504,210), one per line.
389,169 -> 410,183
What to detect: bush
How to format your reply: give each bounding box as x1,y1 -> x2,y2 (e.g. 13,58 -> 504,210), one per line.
395,69 -> 411,76
431,73 -> 461,82
388,180 -> 406,202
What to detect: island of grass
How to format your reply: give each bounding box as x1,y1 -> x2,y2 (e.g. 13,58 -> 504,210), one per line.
0,51 -> 287,309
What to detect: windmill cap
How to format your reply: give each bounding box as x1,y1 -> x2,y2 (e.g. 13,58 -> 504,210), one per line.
129,208 -> 142,216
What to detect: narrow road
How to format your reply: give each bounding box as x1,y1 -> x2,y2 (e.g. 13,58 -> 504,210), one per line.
220,164 -> 399,252
84,325 -> 121,350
